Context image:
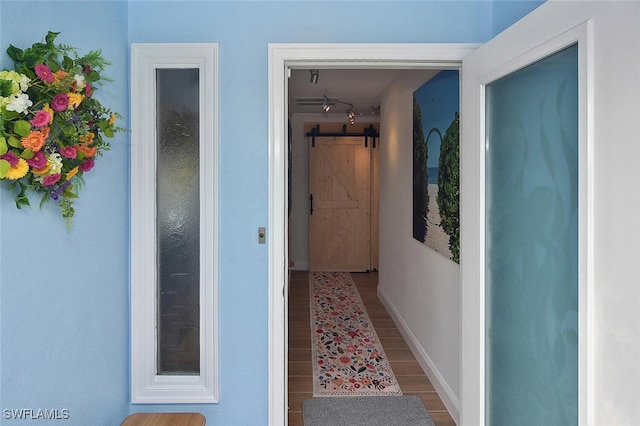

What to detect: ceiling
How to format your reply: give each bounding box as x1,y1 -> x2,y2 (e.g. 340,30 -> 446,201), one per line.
288,68 -> 405,118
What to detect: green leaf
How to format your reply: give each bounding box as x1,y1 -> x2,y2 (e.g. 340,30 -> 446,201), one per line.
7,136 -> 22,148
2,109 -> 20,120
63,55 -> 74,70
62,125 -> 76,137
6,44 -> 24,63
14,182 -> 30,209
0,136 -> 7,155
48,59 -> 60,73
20,148 -> 35,160
13,120 -> 31,137
19,65 -> 36,80
45,31 -> 60,46
104,127 -> 114,138
0,159 -> 10,178
16,195 -> 30,209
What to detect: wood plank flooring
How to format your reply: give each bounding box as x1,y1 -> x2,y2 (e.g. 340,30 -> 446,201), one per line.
288,270 -> 456,426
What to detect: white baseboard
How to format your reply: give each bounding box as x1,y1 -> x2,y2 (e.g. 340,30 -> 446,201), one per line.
377,286 -> 460,425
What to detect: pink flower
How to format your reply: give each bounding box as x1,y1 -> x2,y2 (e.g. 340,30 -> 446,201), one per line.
0,151 -> 19,167
26,150 -> 47,169
59,146 -> 77,159
34,64 -> 55,84
346,345 -> 357,353
29,110 -> 51,128
51,93 -> 69,112
339,356 -> 351,364
79,158 -> 94,172
42,173 -> 61,186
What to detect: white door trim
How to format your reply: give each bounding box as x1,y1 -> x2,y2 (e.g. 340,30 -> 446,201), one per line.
268,42 -> 479,426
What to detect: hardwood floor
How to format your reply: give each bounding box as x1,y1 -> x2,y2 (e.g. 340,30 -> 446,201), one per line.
287,270 -> 456,426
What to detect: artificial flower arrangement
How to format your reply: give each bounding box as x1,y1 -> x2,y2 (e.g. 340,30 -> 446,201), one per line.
0,31 -> 124,226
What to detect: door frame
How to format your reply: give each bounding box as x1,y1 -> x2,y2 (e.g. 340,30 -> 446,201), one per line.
268,43 -> 478,425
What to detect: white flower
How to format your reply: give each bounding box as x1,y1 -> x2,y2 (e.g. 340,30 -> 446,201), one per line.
5,93 -> 32,114
73,74 -> 86,90
48,153 -> 63,174
19,75 -> 30,92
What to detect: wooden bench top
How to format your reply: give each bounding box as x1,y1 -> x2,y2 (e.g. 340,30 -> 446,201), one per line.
121,413 -> 206,426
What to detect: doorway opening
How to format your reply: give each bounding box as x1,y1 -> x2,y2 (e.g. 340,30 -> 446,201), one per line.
268,43 -> 478,425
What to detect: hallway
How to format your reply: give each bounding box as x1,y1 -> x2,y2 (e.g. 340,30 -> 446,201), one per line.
287,270 -> 455,425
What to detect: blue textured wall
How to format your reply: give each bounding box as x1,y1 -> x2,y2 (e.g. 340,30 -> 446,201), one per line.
0,1 -> 540,425
0,2 -> 129,425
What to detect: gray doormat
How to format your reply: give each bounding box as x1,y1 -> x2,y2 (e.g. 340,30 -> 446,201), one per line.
303,396 -> 435,426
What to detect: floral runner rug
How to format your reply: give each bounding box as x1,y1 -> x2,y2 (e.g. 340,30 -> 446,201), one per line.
310,272 -> 402,396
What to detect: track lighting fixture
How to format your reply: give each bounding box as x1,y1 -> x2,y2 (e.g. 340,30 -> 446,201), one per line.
295,94 -> 363,125
322,95 -> 331,112
309,69 -> 319,84
347,109 -> 356,125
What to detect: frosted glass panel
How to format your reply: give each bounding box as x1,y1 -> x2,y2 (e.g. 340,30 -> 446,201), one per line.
485,44 -> 578,425
156,69 -> 200,375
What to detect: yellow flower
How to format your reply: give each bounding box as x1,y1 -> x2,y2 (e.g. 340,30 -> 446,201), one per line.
5,158 -> 29,180
67,92 -> 84,109
43,104 -> 54,124
66,166 -> 79,180
109,114 -> 116,126
32,162 -> 51,175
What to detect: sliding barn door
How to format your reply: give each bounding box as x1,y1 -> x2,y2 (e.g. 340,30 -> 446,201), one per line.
309,136 -> 371,271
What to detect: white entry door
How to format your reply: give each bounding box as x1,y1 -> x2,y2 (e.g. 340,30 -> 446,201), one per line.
461,2 -> 639,426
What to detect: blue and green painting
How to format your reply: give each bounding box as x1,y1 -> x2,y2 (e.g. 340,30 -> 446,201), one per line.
412,70 -> 460,263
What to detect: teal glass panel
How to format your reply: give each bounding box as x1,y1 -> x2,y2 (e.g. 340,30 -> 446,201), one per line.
485,44 -> 578,425
156,68 -> 200,375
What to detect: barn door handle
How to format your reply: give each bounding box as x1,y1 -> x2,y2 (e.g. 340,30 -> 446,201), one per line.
309,194 -> 314,215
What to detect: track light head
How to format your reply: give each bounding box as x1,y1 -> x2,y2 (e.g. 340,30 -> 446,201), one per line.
347,109 -> 356,125
322,95 -> 331,112
309,69 -> 319,84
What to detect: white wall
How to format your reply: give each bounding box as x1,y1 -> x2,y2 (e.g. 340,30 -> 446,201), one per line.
378,70 -> 462,421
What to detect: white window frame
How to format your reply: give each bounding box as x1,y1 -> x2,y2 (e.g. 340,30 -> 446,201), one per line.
130,43 -> 219,404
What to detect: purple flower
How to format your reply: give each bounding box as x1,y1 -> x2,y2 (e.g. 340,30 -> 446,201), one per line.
59,146 -> 77,159
0,151 -> 19,167
79,158 -> 94,172
51,93 -> 69,112
42,173 -> 61,186
50,180 -> 71,201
